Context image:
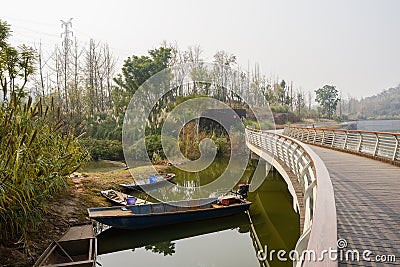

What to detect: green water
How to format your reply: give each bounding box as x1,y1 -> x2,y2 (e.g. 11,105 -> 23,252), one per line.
96,158 -> 300,267
82,160 -> 127,173
82,160 -> 151,173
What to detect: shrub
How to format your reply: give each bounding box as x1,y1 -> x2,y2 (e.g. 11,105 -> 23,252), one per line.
214,137 -> 230,156
80,138 -> 124,161
270,105 -> 289,113
126,134 -> 179,162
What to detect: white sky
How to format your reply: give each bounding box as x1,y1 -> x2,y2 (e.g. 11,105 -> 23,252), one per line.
1,0 -> 400,99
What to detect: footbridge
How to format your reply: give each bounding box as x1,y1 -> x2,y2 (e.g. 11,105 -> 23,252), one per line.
245,126 -> 400,267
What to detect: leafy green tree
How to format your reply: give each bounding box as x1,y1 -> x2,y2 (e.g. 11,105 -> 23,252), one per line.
0,20 -> 11,48
260,84 -> 275,103
0,20 -> 36,101
113,47 -> 172,95
295,92 -> 305,117
112,47 -> 173,134
315,85 -> 340,119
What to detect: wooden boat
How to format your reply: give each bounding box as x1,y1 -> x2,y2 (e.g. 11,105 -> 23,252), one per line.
34,223 -> 96,267
100,189 -> 149,206
119,173 -> 176,191
88,196 -> 251,230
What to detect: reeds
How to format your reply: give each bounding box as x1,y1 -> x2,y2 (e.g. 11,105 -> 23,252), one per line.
0,94 -> 88,245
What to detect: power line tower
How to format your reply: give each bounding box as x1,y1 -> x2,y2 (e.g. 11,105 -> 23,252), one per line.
60,18 -> 73,112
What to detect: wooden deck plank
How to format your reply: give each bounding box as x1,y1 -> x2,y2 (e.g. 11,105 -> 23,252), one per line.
59,224 -> 94,241
88,208 -> 135,217
309,145 -> 400,266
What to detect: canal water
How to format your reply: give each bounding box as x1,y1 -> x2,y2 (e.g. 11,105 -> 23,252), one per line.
96,158 -> 300,267
83,160 -> 127,173
355,119 -> 400,132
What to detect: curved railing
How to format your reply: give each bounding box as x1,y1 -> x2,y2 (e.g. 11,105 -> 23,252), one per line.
245,127 -> 337,267
284,126 -> 400,165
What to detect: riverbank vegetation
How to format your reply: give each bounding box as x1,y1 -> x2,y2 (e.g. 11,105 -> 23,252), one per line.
0,20 -> 90,259
0,165 -> 168,266
0,95 -> 88,241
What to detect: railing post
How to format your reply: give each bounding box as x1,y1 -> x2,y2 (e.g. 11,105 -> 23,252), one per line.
322,130 -> 326,145
295,151 -> 306,181
373,133 -> 379,157
331,131 -> 335,147
299,160 -> 311,190
343,132 -> 348,149
291,145 -> 300,176
357,132 -> 363,152
393,135 -> 399,161
313,129 -> 317,143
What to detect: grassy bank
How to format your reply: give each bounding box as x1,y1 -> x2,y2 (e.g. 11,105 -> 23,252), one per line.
0,164 -> 170,266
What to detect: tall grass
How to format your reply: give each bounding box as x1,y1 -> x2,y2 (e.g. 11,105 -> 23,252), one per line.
0,94 -> 88,246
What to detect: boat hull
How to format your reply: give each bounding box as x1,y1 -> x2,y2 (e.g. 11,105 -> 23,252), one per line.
120,174 -> 175,191
89,199 -> 251,230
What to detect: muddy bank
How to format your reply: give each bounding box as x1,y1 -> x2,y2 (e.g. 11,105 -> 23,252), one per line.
0,164 -> 170,267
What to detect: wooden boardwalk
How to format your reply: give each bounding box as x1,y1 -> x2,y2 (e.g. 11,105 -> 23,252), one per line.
309,145 -> 400,266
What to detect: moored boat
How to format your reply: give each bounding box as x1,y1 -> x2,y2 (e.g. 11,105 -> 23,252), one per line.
34,223 -> 96,267
88,196 -> 251,230
101,189 -> 149,206
119,173 -> 176,191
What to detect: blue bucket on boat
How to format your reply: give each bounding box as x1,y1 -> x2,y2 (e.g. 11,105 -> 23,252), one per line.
126,197 -> 137,205
149,175 -> 157,184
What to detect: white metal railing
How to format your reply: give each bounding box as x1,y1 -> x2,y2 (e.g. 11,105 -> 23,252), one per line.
284,126 -> 400,163
245,127 -> 337,267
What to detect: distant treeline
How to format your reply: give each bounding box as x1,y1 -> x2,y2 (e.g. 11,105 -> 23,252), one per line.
338,85 -> 400,120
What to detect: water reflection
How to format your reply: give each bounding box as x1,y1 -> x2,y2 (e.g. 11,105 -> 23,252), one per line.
132,158 -> 254,202
97,159 -> 299,267
144,241 -> 175,256
248,172 -> 300,267
97,213 -> 249,255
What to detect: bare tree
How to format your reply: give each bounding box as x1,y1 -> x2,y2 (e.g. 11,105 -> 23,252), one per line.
103,44 -> 116,109
70,37 -> 83,116
213,50 -> 236,101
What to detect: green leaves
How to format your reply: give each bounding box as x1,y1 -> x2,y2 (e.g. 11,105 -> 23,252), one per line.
0,20 -> 11,48
0,19 -> 37,101
113,46 -> 172,95
315,85 -> 340,119
0,94 -> 88,241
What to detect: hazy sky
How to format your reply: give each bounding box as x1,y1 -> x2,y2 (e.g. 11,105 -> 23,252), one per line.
2,0 -> 399,98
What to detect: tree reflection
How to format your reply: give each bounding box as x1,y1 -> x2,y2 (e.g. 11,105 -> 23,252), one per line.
145,241 -> 176,256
